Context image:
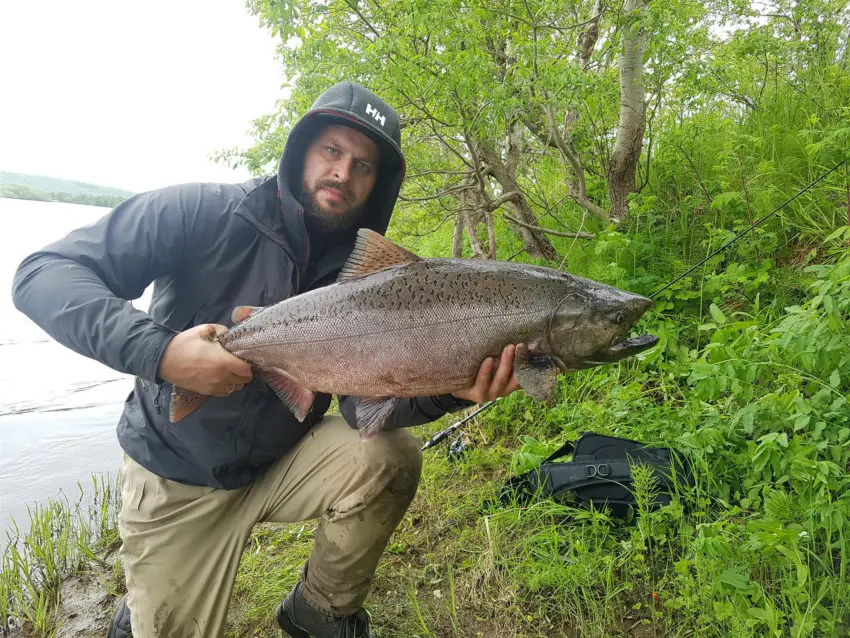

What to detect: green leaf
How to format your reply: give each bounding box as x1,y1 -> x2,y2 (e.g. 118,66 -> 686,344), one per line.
823,295 -> 834,313
709,303 -> 727,325
829,370 -> 840,388
748,606 -> 774,622
793,414 -> 811,431
719,567 -> 750,590
824,226 -> 850,242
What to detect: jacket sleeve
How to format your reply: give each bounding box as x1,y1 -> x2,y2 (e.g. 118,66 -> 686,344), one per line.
10,185 -> 199,382
338,394 -> 476,430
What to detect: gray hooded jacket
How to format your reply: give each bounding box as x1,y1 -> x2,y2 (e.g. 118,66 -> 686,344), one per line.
12,82 -> 471,489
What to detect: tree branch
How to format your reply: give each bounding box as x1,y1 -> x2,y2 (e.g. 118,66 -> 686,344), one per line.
503,213 -> 595,239
398,183 -> 467,203
544,104 -> 609,220
487,191 -> 522,211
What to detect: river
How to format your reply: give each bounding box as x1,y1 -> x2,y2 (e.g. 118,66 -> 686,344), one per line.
0,198 -> 145,536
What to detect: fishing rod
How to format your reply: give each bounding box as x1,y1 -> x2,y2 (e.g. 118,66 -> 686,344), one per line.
423,159 -> 846,452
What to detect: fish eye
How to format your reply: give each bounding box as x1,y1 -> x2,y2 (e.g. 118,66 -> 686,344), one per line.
613,312 -> 626,324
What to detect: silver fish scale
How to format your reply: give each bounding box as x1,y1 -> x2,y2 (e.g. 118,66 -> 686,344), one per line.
220,259 -> 585,397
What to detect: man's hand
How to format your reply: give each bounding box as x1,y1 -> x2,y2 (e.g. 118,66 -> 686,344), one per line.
451,344 -> 522,404
158,324 -> 253,396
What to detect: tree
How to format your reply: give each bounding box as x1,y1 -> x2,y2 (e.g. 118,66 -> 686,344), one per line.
226,0 -> 697,260
608,0 -> 648,223
223,0 -> 847,262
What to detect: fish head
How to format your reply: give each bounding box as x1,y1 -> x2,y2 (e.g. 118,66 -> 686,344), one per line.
545,281 -> 658,371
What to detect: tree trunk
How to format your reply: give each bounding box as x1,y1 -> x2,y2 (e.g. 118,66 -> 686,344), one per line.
608,0 -> 648,223
478,141 -> 558,261
503,198 -> 558,261
452,183 -> 489,259
521,1 -> 609,224
452,209 -> 464,258
484,210 -> 496,259
463,209 -> 487,258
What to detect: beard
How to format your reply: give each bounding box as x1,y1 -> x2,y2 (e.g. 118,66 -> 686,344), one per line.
300,180 -> 365,234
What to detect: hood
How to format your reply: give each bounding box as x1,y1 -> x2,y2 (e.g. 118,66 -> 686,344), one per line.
277,81 -> 406,237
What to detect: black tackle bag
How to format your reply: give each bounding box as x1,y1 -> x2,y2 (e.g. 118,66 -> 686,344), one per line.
500,433 -> 692,517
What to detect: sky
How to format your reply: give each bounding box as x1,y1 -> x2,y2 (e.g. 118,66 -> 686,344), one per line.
0,0 -> 288,193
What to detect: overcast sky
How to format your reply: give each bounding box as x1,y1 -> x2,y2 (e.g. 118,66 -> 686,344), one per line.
0,0 -> 287,193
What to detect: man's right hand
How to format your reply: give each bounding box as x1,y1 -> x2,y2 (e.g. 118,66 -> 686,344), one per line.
158,324 -> 253,396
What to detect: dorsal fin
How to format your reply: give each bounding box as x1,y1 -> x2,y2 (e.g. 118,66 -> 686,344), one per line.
338,229 -> 421,282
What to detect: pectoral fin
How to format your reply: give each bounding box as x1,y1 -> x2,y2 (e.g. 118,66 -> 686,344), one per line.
355,396 -> 401,441
170,387 -> 209,423
514,343 -> 559,403
255,366 -> 315,421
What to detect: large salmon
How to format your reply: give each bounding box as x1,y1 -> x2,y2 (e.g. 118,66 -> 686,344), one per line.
170,229 -> 658,437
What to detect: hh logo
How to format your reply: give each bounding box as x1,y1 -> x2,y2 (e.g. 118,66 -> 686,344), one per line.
365,103 -> 386,127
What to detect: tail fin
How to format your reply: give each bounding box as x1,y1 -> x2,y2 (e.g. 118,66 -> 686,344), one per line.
169,387 -> 209,423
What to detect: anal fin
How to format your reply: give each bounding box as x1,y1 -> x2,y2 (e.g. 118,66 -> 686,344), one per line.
355,396 -> 401,440
255,366 -> 315,422
514,343 -> 559,403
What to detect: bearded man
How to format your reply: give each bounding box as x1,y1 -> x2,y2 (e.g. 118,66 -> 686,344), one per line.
12,82 -> 519,638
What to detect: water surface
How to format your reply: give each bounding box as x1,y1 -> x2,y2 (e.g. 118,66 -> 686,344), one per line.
0,198 -> 144,535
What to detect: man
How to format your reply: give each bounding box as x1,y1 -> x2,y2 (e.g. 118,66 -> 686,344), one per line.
12,82 -> 519,638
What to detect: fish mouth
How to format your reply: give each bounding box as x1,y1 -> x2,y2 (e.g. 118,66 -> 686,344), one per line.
558,334 -> 659,369
607,334 -> 659,360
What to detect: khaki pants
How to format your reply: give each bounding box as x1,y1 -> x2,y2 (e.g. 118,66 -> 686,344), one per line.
118,415 -> 422,638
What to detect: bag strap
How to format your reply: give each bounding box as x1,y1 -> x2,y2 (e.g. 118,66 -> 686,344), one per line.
537,460 -> 633,493
538,456 -> 680,493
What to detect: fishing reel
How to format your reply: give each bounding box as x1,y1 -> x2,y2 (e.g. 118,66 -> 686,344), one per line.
420,401 -> 496,461
447,431 -> 474,462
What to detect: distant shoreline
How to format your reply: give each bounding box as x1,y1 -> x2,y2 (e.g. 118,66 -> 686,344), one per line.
0,186 -> 127,208
0,171 -> 134,208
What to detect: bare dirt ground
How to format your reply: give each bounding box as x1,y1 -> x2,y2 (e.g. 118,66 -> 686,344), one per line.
54,574 -> 116,638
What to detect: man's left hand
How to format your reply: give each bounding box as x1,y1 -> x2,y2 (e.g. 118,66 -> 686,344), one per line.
451,344 -> 522,404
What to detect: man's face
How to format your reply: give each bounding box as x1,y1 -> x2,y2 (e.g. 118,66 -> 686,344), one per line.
301,124 -> 380,233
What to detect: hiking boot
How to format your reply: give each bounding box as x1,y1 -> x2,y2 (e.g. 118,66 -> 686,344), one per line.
107,596 -> 132,638
276,581 -> 374,638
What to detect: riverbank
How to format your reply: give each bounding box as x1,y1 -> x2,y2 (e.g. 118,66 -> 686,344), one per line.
1,475 -> 123,637
2,254 -> 848,637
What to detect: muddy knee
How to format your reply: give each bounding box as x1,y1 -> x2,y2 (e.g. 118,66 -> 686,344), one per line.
362,428 -> 423,496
